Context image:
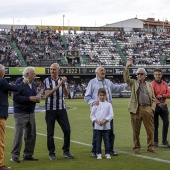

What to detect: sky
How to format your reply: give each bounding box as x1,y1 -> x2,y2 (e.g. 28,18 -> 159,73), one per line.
0,0 -> 170,27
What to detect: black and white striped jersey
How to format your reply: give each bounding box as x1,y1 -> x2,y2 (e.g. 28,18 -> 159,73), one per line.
44,77 -> 66,110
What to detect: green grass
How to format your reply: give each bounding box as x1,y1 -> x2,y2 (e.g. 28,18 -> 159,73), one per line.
4,98 -> 170,170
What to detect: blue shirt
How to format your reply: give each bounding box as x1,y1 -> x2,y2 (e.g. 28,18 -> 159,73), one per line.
84,77 -> 128,110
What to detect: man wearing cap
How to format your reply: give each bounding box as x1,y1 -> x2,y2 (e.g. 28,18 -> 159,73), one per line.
123,57 -> 156,155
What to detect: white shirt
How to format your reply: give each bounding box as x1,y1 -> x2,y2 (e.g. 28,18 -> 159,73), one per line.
90,101 -> 113,130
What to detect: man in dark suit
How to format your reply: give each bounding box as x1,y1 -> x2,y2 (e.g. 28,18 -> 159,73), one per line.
11,67 -> 40,164
0,64 -> 28,170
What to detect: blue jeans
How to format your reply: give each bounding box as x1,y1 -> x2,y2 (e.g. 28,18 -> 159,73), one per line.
95,130 -> 110,154
92,119 -> 115,153
154,104 -> 169,144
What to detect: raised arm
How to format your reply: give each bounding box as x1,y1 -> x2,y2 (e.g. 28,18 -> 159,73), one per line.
123,57 -> 134,87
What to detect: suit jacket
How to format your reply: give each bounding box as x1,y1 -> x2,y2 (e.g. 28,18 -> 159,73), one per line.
0,78 -> 24,118
123,69 -> 156,114
13,77 -> 37,113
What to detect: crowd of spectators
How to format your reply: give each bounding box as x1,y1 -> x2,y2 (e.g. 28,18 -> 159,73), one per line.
115,31 -> 170,66
65,31 -> 121,66
1,25 -> 170,67
10,26 -> 66,66
0,32 -> 22,67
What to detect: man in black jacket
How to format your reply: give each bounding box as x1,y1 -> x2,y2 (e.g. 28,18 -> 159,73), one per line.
0,64 -> 28,170
11,67 -> 40,164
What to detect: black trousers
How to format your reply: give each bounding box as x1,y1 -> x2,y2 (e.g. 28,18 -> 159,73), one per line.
154,104 -> 169,144
45,109 -> 71,155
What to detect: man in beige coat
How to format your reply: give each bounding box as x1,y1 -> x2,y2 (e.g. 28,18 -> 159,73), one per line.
123,57 -> 156,155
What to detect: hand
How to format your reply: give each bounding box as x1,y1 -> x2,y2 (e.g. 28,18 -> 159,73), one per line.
126,57 -> 133,68
36,97 -> 41,103
61,76 -> 67,84
95,120 -> 101,126
23,78 -> 29,84
158,103 -> 164,108
29,96 -> 41,103
93,101 -> 99,106
100,119 -> 107,126
156,94 -> 162,99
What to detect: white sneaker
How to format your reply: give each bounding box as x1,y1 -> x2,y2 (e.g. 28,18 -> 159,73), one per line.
105,153 -> 111,159
97,154 -> 102,159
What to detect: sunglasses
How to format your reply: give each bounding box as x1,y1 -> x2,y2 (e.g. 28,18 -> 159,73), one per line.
137,73 -> 144,76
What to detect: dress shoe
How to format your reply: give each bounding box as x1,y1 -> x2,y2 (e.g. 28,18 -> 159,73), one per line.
147,149 -> 156,154
23,157 -> 38,161
0,165 -> 11,170
109,151 -> 118,156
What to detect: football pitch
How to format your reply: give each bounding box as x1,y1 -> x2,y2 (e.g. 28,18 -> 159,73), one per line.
4,98 -> 170,170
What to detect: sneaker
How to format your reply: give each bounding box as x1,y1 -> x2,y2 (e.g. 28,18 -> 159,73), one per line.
154,142 -> 158,148
10,157 -> 20,163
110,151 -> 118,156
162,141 -> 170,147
0,165 -> 11,170
49,154 -> 56,161
97,154 -> 102,159
63,152 -> 74,159
91,153 -> 97,157
105,154 -> 111,159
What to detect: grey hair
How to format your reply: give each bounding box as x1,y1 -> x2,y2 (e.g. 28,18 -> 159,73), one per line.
23,67 -> 35,76
0,64 -> 5,71
95,66 -> 104,73
136,68 -> 147,75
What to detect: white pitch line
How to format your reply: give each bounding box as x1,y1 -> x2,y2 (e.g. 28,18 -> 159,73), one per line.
68,107 -> 77,111
6,125 -> 170,164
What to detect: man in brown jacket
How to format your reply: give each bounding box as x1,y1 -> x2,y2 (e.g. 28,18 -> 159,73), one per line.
123,57 -> 156,155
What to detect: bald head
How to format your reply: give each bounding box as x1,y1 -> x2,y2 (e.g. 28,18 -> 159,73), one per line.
0,64 -> 5,78
50,63 -> 60,79
0,64 -> 5,72
50,63 -> 60,69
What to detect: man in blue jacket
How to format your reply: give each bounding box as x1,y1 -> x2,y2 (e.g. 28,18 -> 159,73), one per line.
0,64 -> 28,170
84,66 -> 128,157
11,67 -> 40,164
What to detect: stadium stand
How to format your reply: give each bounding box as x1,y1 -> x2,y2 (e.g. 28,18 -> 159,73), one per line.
0,32 -> 23,67
5,26 -> 170,67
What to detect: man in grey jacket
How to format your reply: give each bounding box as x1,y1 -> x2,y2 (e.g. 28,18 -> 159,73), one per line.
84,66 -> 127,157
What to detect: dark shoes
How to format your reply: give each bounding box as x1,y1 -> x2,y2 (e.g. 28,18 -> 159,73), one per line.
0,165 -> 11,170
63,152 -> 74,159
49,154 -> 56,161
23,157 -> 38,161
10,157 -> 20,163
162,141 -> 170,148
154,142 -> 158,148
91,153 -> 97,157
154,141 -> 170,148
110,151 -> 118,156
